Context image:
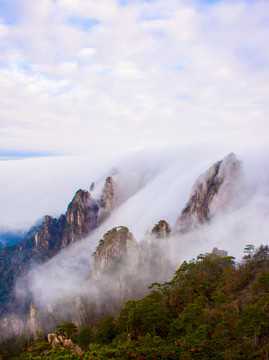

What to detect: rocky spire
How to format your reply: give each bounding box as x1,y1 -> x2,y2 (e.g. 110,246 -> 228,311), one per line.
62,190 -> 99,248
174,153 -> 242,233
97,177 -> 116,226
26,300 -> 41,339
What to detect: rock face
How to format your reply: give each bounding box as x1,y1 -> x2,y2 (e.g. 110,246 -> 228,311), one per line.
91,226 -> 137,281
62,190 -> 99,248
34,215 -> 66,257
174,153 -> 242,233
97,177 -> 116,226
0,315 -> 24,342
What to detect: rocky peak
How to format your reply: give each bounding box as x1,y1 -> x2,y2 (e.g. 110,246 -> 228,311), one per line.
62,190 -> 99,248
97,177 -> 116,226
174,153 -> 242,233
152,220 -> 171,239
72,189 -> 91,205
91,226 -> 137,281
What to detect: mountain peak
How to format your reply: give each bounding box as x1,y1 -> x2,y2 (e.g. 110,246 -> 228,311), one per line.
91,226 -> 136,281
152,220 -> 171,239
174,153 -> 242,233
97,176 -> 116,225
62,189 -> 99,248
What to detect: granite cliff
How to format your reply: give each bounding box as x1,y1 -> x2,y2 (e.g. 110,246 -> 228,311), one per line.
97,177 -> 116,226
174,153 -> 242,233
62,190 -> 98,248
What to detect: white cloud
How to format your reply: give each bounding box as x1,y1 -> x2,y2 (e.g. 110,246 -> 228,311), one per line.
0,23 -> 9,38
0,0 -> 268,155
78,46 -> 96,60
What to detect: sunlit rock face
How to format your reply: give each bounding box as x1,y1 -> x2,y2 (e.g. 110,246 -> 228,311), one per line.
97,177 -> 116,226
174,153 -> 242,233
62,190 -> 99,248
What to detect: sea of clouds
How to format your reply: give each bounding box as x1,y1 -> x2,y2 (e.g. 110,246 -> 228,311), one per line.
1,144 -> 269,308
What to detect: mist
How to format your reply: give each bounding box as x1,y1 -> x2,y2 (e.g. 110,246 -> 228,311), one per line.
0,144 -> 265,315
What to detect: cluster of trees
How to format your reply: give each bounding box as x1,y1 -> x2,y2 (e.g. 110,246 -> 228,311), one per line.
1,244 -> 269,359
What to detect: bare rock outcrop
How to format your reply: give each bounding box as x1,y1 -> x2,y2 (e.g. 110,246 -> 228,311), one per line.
97,177 -> 116,226
174,153 -> 242,233
62,190 -> 99,248
48,333 -> 82,354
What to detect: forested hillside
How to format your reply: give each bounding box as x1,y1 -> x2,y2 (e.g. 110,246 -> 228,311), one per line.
1,244 -> 268,359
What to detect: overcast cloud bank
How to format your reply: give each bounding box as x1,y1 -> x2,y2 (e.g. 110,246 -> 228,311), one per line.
0,0 -> 268,155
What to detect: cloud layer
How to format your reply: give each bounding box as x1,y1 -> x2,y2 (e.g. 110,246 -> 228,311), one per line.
0,0 -> 268,155
8,145 -> 269,309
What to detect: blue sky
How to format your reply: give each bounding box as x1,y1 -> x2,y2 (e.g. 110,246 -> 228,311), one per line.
68,15 -> 100,31
0,0 -> 268,156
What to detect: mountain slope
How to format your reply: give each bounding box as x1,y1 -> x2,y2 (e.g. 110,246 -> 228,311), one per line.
0,177 -> 116,316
